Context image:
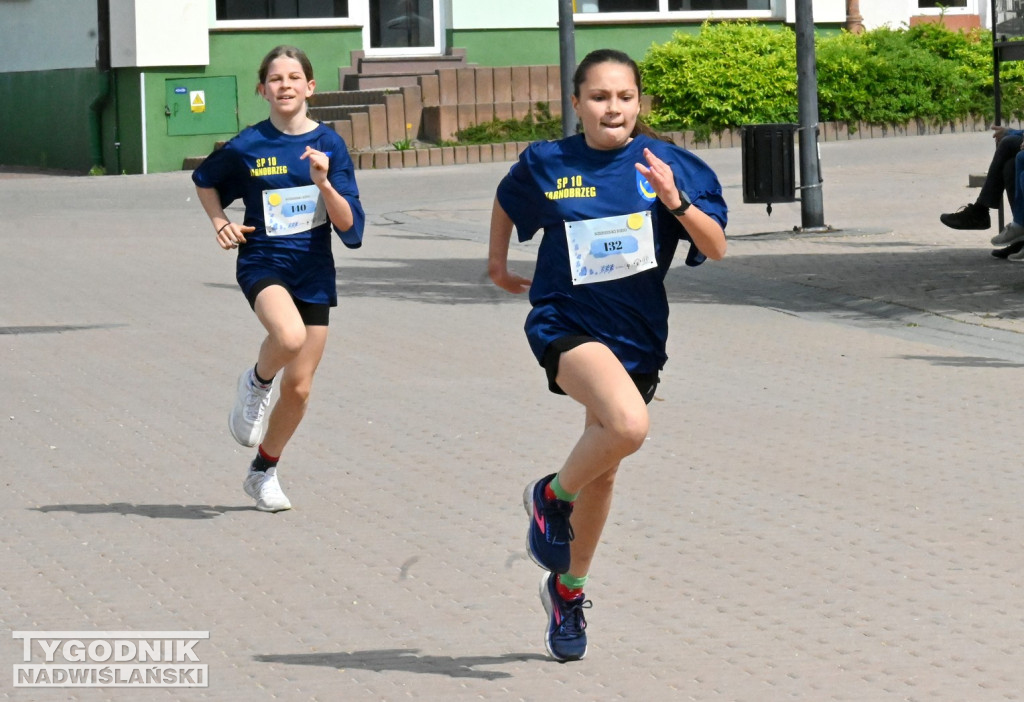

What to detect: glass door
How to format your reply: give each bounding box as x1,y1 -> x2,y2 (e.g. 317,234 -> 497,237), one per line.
364,0 -> 442,55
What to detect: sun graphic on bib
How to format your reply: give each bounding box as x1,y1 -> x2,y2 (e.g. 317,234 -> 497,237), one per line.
267,193 -> 283,207
627,213 -> 646,230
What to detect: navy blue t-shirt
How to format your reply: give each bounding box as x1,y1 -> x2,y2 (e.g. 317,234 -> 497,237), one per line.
497,133 -> 727,373
192,120 -> 365,306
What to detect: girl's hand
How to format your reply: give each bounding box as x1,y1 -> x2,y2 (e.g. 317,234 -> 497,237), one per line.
216,221 -> 256,250
301,145 -> 329,184
489,267 -> 532,294
635,148 -> 686,211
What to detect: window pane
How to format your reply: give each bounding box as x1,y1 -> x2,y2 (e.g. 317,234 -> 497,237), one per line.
370,0 -> 435,49
578,0 -> 659,12
918,1 -> 967,6
216,0 -> 349,19
669,0 -> 771,8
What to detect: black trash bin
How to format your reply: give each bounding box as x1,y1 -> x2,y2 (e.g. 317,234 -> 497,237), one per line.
741,123 -> 797,212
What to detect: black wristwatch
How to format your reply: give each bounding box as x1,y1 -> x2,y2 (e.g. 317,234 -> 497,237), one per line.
668,189 -> 691,216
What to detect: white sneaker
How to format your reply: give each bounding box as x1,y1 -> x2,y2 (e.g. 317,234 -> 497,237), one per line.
991,222 -> 1024,246
1008,247 -> 1024,262
228,368 -> 273,447
243,466 -> 291,512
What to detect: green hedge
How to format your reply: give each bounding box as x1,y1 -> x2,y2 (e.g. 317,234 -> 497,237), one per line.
640,20 -> 1024,133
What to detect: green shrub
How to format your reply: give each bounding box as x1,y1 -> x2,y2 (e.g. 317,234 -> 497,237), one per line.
641,21 -> 797,132
639,20 -> 1024,131
454,102 -> 562,144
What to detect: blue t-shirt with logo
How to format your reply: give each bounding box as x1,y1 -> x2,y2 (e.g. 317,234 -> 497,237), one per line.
192,120 -> 365,306
496,133 -> 727,373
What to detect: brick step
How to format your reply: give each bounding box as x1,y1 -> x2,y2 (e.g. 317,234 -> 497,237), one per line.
308,89 -> 393,107
354,54 -> 467,75
343,73 -> 423,91
309,104 -> 381,122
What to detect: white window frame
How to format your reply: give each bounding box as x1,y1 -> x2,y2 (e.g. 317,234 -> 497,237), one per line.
210,1 -> 361,30
361,0 -> 446,56
911,0 -> 977,16
573,0 -> 777,24
211,17 -> 362,29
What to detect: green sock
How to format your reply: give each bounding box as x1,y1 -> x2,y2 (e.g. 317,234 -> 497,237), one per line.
549,474 -> 579,502
559,573 -> 589,590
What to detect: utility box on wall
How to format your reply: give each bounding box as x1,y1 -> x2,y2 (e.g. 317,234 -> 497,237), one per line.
165,76 -> 238,136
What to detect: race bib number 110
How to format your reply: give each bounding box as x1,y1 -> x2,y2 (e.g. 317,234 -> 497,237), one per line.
262,184 -> 327,236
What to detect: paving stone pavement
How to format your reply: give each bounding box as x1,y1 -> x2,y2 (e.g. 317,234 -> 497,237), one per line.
2,131 -> 1024,701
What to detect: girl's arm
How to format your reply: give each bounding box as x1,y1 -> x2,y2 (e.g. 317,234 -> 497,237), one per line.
196,185 -> 254,250
302,145 -> 355,231
488,198 -> 532,294
636,148 -> 727,261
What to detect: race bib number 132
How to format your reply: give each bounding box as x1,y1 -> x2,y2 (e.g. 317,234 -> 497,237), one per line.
565,210 -> 657,285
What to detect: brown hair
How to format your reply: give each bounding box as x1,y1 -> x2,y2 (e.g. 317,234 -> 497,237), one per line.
572,48 -> 665,141
257,45 -> 314,89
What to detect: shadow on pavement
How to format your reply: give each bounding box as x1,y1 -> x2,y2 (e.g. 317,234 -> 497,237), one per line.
334,257 -> 509,305
666,245 -> 1024,323
897,354 -> 1024,368
32,504 -> 252,519
254,649 -> 549,680
0,324 -> 123,335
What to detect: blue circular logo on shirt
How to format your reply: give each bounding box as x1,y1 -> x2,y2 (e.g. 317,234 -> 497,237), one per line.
636,170 -> 657,202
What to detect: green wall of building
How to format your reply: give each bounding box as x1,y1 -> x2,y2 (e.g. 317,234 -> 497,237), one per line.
0,68 -> 106,172
451,21 -> 819,67
451,23 -> 709,67
137,30 -> 362,174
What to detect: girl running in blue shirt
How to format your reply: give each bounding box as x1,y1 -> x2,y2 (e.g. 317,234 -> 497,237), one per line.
193,46 -> 365,512
488,49 -> 727,661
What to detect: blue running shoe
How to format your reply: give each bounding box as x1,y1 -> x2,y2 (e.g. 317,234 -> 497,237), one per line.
540,572 -> 591,662
523,474 -> 574,573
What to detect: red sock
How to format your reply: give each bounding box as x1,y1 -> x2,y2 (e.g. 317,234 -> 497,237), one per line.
251,445 -> 280,472
556,579 -> 584,601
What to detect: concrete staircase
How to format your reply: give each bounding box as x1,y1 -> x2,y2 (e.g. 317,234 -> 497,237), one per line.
339,49 -> 469,90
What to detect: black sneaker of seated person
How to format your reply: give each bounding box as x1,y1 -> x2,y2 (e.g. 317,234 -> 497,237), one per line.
940,202 -> 991,231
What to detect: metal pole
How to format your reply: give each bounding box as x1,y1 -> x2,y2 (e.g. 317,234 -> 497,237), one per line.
558,0 -> 577,138
845,0 -> 864,34
993,0 -> 1001,125
795,0 -> 827,230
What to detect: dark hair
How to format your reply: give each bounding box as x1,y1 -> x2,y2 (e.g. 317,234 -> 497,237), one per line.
572,48 -> 642,98
257,45 -> 314,87
572,48 -> 663,141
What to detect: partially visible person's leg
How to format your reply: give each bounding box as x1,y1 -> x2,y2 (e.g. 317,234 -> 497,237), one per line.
238,286 -> 328,511
554,343 -> 649,495
1011,149 -> 1024,226
524,339 -> 648,572
1004,151 -> 1024,258
527,342 -> 649,662
229,284 -> 305,447
999,135 -> 1023,209
940,134 -> 1022,230
979,133 -> 1022,208
260,323 -> 328,456
993,150 -> 1024,245
253,285 -> 310,382
555,344 -> 647,576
